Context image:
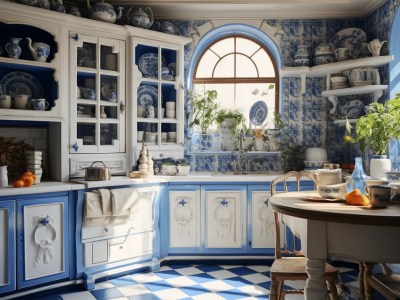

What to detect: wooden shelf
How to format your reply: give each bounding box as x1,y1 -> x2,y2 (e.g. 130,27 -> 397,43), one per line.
0,57 -> 57,69
333,118 -> 359,125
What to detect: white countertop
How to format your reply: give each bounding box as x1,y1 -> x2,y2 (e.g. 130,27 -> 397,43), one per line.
0,181 -> 85,197
0,173 -> 289,196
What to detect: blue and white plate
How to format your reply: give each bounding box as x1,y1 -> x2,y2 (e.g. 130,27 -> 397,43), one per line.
249,100 -> 268,126
137,85 -> 157,108
329,28 -> 367,50
138,53 -> 167,78
341,99 -> 364,118
0,71 -> 44,98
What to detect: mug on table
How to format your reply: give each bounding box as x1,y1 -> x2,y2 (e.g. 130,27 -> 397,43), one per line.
365,185 -> 397,208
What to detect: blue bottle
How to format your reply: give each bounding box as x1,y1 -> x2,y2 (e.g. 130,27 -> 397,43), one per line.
351,157 -> 367,193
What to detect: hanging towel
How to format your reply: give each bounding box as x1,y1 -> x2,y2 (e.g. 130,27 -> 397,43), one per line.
98,188 -> 113,216
111,188 -> 139,216
84,191 -> 102,218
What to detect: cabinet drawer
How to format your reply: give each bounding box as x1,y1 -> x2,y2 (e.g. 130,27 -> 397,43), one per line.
92,240 -> 108,264
109,238 -> 130,262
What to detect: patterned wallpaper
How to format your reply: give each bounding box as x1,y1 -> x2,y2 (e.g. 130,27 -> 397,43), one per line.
175,0 -> 400,173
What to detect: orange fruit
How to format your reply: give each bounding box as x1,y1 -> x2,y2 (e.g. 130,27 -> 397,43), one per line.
22,171 -> 33,177
345,189 -> 370,206
21,176 -> 34,187
12,179 -> 24,188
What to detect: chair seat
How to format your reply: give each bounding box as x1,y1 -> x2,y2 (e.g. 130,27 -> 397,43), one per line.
271,257 -> 338,277
367,274 -> 400,299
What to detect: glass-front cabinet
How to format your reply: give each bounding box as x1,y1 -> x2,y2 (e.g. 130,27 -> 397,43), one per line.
69,33 -> 126,154
129,32 -> 191,163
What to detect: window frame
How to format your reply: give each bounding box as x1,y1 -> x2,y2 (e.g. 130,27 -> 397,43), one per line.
192,34 -> 280,112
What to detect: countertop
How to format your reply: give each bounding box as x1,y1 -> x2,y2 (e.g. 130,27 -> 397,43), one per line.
0,173 -> 289,196
0,181 -> 85,197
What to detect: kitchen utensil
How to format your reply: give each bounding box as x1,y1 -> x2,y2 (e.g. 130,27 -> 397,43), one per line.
83,161 -> 111,181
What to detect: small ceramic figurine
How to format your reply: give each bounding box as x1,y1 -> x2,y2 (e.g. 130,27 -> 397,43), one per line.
147,105 -> 155,118
5,37 -> 22,59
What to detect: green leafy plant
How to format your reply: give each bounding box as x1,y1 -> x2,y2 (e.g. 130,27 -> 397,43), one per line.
187,89 -> 219,134
215,108 -> 247,135
278,138 -> 305,171
345,95 -> 400,155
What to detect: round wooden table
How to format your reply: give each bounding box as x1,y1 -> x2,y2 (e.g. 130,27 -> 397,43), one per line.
269,191 -> 400,300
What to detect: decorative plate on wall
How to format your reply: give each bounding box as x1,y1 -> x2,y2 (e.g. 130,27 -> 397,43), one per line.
249,100 -> 268,126
0,71 -> 44,98
329,28 -> 367,50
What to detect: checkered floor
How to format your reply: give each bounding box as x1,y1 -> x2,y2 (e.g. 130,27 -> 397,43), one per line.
38,261 -> 362,300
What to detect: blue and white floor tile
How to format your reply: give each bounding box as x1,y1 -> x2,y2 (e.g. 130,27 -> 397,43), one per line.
55,262 -> 366,300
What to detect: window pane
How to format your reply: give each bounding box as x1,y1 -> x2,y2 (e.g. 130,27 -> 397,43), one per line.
253,50 -> 276,77
236,54 -> 257,77
210,37 -> 234,57
214,54 -> 234,78
236,37 -> 261,57
196,50 -> 220,78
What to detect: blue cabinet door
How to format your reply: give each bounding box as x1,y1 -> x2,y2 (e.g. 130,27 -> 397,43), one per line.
0,201 -> 15,294
17,193 -> 69,289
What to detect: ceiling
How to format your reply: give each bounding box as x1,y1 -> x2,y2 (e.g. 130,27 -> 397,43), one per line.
94,0 -> 387,20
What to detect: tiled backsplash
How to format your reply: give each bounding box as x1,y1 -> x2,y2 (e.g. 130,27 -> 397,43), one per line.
177,0 -> 399,172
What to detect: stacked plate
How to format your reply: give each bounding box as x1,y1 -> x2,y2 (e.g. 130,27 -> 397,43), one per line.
331,75 -> 349,90
26,150 -> 42,184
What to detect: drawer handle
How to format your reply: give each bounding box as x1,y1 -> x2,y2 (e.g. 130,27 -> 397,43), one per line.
119,246 -> 123,249
104,227 -> 108,232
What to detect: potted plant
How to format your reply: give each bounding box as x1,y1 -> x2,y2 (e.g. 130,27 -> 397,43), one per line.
187,89 -> 219,151
345,95 -> 400,179
278,138 -> 305,171
266,112 -> 285,151
215,108 -> 247,151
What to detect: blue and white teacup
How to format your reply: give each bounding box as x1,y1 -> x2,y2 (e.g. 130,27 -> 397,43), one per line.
365,185 -> 397,208
31,98 -> 49,111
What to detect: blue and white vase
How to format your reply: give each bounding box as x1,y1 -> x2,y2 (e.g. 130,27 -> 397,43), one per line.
5,37 -> 22,59
198,133 -> 213,151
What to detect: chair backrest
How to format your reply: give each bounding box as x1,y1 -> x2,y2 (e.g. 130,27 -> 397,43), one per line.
270,170 -> 317,258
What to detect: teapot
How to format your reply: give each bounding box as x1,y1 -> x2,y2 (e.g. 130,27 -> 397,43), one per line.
367,39 -> 387,57
127,7 -> 154,29
155,21 -> 178,35
87,0 -> 123,24
27,38 -> 50,62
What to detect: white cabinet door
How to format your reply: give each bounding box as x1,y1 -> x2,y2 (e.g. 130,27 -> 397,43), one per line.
204,189 -> 245,248
169,190 -> 200,248
22,202 -> 65,281
0,201 -> 15,294
250,191 -> 275,248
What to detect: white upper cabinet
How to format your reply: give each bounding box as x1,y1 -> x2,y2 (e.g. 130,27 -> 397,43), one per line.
69,33 -> 126,155
126,28 -> 191,163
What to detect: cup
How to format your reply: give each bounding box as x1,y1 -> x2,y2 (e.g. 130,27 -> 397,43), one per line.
166,101 -> 175,109
167,131 -> 176,142
166,109 -> 176,118
161,132 -> 167,142
313,169 -> 342,186
137,131 -> 144,142
0,95 -> 12,109
14,94 -> 29,109
146,132 -> 156,143
365,185 -> 397,208
159,108 -> 165,118
137,105 -> 146,117
31,98 -> 49,111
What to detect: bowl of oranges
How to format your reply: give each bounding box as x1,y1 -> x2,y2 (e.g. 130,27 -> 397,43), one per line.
12,171 -> 37,188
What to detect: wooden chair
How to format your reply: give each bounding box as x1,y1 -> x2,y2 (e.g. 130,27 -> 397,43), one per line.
269,171 -> 340,300
361,262 -> 400,300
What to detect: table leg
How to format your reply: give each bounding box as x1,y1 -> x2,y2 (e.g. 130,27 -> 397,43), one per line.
305,259 -> 327,300
358,261 -> 366,299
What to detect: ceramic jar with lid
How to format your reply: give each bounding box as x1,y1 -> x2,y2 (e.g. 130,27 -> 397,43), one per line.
294,44 -> 310,67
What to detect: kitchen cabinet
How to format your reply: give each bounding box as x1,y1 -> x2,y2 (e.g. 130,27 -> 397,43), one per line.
16,194 -> 69,289
168,185 -> 201,252
247,186 -> 275,254
0,201 -> 15,294
69,32 -> 126,177
0,5 -> 66,121
80,185 -> 160,277
127,29 -> 191,164
0,191 -> 71,297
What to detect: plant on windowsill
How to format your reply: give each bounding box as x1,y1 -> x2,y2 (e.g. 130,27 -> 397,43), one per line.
266,112 -> 285,151
278,138 -> 305,172
344,94 -> 400,179
215,108 -> 247,151
186,89 -> 219,151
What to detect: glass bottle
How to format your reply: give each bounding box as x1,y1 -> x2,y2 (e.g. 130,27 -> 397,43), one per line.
350,157 -> 367,193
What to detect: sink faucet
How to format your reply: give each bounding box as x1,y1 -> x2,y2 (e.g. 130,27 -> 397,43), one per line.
234,129 -> 247,174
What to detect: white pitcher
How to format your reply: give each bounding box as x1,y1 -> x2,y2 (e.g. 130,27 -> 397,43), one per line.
367,39 -> 387,57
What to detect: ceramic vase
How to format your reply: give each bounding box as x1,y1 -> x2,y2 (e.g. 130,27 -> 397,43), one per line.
254,138 -> 264,151
5,37 -> 22,59
198,133 -> 213,151
370,155 -> 391,180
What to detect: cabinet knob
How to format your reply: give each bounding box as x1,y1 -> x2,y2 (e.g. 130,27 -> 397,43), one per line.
72,142 -> 79,152
120,101 -> 125,113
71,34 -> 79,41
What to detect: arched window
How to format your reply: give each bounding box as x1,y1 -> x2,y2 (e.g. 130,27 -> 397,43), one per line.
193,35 -> 279,129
